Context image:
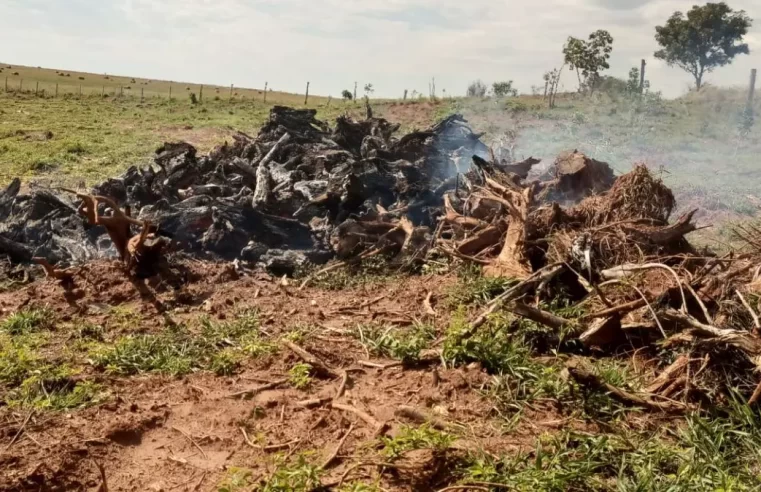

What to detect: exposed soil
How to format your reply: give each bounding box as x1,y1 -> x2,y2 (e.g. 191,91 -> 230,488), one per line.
0,259 -> 585,492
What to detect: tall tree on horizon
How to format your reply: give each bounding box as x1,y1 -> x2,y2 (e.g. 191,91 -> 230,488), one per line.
654,2 -> 752,91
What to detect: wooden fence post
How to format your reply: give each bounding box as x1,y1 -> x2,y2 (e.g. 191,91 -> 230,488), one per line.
169,83 -> 172,100
403,89 -> 408,100
4,76 -> 7,93
141,87 -> 144,103
327,95 -> 332,107
79,84 -> 82,98
748,68 -> 757,107
230,84 -> 233,100
264,82 -> 268,102
353,82 -> 357,102
35,81 -> 39,96
199,85 -> 203,102
102,85 -> 105,98
640,59 -> 646,94
304,81 -> 310,105
55,83 -> 58,98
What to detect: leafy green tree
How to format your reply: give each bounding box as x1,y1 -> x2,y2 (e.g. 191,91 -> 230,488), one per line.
492,81 -> 518,97
655,2 -> 752,91
563,30 -> 614,93
341,89 -> 353,101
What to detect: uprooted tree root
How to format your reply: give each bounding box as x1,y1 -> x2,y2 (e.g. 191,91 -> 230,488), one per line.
434,151 -> 761,414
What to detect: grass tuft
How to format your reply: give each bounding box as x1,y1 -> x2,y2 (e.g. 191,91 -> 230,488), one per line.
0,308 -> 54,335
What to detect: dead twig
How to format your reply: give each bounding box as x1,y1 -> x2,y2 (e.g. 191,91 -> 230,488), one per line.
283,340 -> 341,378
171,426 -> 208,460
94,460 -> 108,492
468,263 -> 564,336
736,289 -> 760,331
226,377 -> 288,398
335,370 -> 349,399
331,402 -> 386,434
1,410 -> 34,455
321,423 -> 355,469
566,357 -> 688,414
395,405 -> 458,431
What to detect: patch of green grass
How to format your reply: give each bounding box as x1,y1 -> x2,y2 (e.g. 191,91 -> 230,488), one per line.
0,308 -> 54,335
288,363 -> 313,390
337,483 -> 384,492
1,332 -> 104,409
90,330 -> 199,376
261,453 -> 323,492
0,333 -> 44,387
380,423 -> 455,460
446,267 -> 518,307
210,348 -> 244,376
218,467 -> 253,492
357,322 -> 436,365
9,365 -> 105,410
106,305 -> 141,330
92,310 -> 275,376
458,400 -> 761,491
301,256 -> 398,291
443,309 -> 565,412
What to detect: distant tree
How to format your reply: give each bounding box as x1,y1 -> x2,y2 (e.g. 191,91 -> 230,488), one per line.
655,2 -> 752,91
563,29 -> 614,93
492,81 -> 518,97
466,80 -> 488,97
341,89 -> 353,101
363,83 -> 374,97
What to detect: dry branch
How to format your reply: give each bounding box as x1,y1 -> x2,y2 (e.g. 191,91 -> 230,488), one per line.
566,358 -> 688,413
283,340 -> 341,378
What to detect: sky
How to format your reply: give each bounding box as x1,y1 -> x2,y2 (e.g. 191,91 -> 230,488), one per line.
1,0 -> 759,99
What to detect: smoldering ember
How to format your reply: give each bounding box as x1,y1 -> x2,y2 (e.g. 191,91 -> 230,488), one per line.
4,104 -> 761,488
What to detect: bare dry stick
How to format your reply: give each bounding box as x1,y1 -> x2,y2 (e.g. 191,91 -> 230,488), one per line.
685,282 -> 713,324
172,426 -> 208,460
395,405 -> 456,431
507,302 -> 572,331
331,402 -> 386,434
1,410 -> 34,455
94,460 -> 108,492
423,291 -> 437,316
321,423 -> 355,469
566,358 -> 688,413
468,264 -> 564,336
357,360 -> 402,370
749,380 -> 761,405
335,370 -> 349,399
283,340 -> 341,378
660,310 -> 761,356
226,377 -> 289,398
629,284 -> 666,338
600,263 -> 687,312
736,289 -> 760,330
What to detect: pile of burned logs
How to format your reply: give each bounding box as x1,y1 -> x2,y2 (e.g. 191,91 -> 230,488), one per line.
0,106 -> 489,277
2,105 -> 761,408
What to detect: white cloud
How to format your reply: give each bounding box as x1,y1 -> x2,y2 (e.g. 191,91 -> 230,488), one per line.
0,0 -> 758,97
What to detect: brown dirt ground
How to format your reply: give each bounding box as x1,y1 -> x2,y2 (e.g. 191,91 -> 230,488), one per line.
0,259 -> 594,492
